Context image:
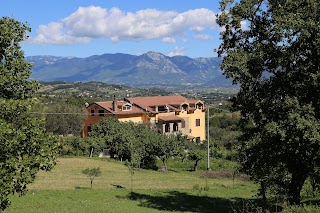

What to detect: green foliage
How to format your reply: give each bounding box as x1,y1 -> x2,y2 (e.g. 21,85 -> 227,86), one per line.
89,117 -> 186,171
209,113 -> 241,150
60,137 -> 97,157
45,102 -> 85,136
153,134 -> 186,171
185,141 -> 206,172
282,205 -> 320,213
217,0 -> 320,205
82,167 -> 101,189
0,17 -> 38,100
0,17 -> 59,210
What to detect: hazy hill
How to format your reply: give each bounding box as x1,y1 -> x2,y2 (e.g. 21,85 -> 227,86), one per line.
27,52 -> 231,89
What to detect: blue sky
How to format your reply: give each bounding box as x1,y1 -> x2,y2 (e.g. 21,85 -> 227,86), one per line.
2,0 -> 224,58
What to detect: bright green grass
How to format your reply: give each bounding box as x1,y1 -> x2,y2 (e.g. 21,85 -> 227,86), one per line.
5,158 -> 257,213
6,188 -> 258,213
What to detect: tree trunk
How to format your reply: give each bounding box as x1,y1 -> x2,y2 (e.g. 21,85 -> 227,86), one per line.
288,169 -> 308,205
90,147 -> 93,158
260,181 -> 267,213
194,160 -> 199,172
130,171 -> 133,192
90,179 -> 93,189
162,159 -> 167,172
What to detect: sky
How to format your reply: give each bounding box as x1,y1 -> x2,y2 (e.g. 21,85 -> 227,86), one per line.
2,0 -> 225,58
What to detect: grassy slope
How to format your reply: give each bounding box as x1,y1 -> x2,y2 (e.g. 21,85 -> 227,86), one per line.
5,158 -> 257,213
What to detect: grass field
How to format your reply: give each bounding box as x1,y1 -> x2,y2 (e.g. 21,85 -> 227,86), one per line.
5,158 -> 258,212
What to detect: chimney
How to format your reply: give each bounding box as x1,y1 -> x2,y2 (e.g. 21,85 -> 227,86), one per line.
112,95 -> 117,112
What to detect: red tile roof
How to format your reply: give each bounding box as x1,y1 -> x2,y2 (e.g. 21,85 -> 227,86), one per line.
158,115 -> 183,122
95,101 -> 144,115
125,96 -> 200,111
93,96 -> 203,115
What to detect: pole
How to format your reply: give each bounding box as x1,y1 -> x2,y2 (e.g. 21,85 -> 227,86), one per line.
207,105 -> 210,170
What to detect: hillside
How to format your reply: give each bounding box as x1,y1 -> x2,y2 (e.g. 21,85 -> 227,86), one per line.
26,52 -> 231,89
36,81 -> 236,104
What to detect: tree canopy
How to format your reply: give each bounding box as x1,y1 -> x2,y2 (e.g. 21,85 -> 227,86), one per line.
89,117 -> 186,171
82,167 -> 101,189
217,0 -> 320,205
0,17 -> 59,210
45,102 -> 85,136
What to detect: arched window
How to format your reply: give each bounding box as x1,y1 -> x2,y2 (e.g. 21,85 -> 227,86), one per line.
181,103 -> 189,111
173,123 -> 178,132
165,123 -> 170,132
122,104 -> 132,111
195,101 -> 204,110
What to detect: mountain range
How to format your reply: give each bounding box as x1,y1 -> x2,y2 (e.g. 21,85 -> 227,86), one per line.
26,51 -> 231,89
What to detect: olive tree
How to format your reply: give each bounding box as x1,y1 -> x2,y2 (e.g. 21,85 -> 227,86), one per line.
82,167 -> 101,189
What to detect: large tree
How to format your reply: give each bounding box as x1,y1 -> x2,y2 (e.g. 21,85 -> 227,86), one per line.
0,17 -> 59,210
217,0 -> 320,205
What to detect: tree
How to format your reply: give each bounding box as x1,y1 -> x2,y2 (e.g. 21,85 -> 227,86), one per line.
89,117 -> 186,171
89,117 -> 124,158
45,102 -> 85,136
82,167 -> 101,189
217,0 -> 320,205
188,142 -> 207,172
153,134 -> 186,171
90,117 -> 158,168
0,17 -> 59,210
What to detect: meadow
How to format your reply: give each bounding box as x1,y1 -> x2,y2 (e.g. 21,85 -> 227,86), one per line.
7,157 -> 320,212
5,157 -> 258,213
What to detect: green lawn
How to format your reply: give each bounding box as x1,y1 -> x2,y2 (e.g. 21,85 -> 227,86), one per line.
5,158 -> 257,212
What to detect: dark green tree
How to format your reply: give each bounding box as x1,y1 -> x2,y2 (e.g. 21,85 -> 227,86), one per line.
89,117 -> 130,161
0,17 -> 59,210
82,167 -> 101,189
217,0 -> 320,205
90,117 -> 186,171
45,102 -> 85,136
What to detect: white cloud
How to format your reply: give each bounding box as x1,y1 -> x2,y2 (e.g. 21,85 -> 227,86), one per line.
29,6 -> 218,45
193,34 -> 213,40
30,22 -> 91,45
167,46 -> 185,56
162,37 -> 176,43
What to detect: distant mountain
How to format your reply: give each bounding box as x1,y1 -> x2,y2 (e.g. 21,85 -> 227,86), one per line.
26,52 -> 231,88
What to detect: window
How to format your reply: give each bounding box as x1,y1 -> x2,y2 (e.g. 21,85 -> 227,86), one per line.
181,103 -> 188,111
196,119 -> 200,127
98,110 -> 104,116
181,119 -> 185,128
165,123 -> 170,132
122,104 -> 132,111
87,126 -> 92,133
196,137 -> 201,143
196,103 -> 202,109
173,123 -> 178,132
91,110 -> 95,116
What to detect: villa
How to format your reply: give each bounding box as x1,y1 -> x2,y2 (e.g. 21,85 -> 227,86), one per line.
82,95 -> 206,141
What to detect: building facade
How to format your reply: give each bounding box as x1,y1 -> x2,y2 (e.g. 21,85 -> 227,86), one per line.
82,95 -> 206,141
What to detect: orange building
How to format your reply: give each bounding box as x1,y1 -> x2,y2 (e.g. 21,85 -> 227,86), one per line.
83,95 -> 206,141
